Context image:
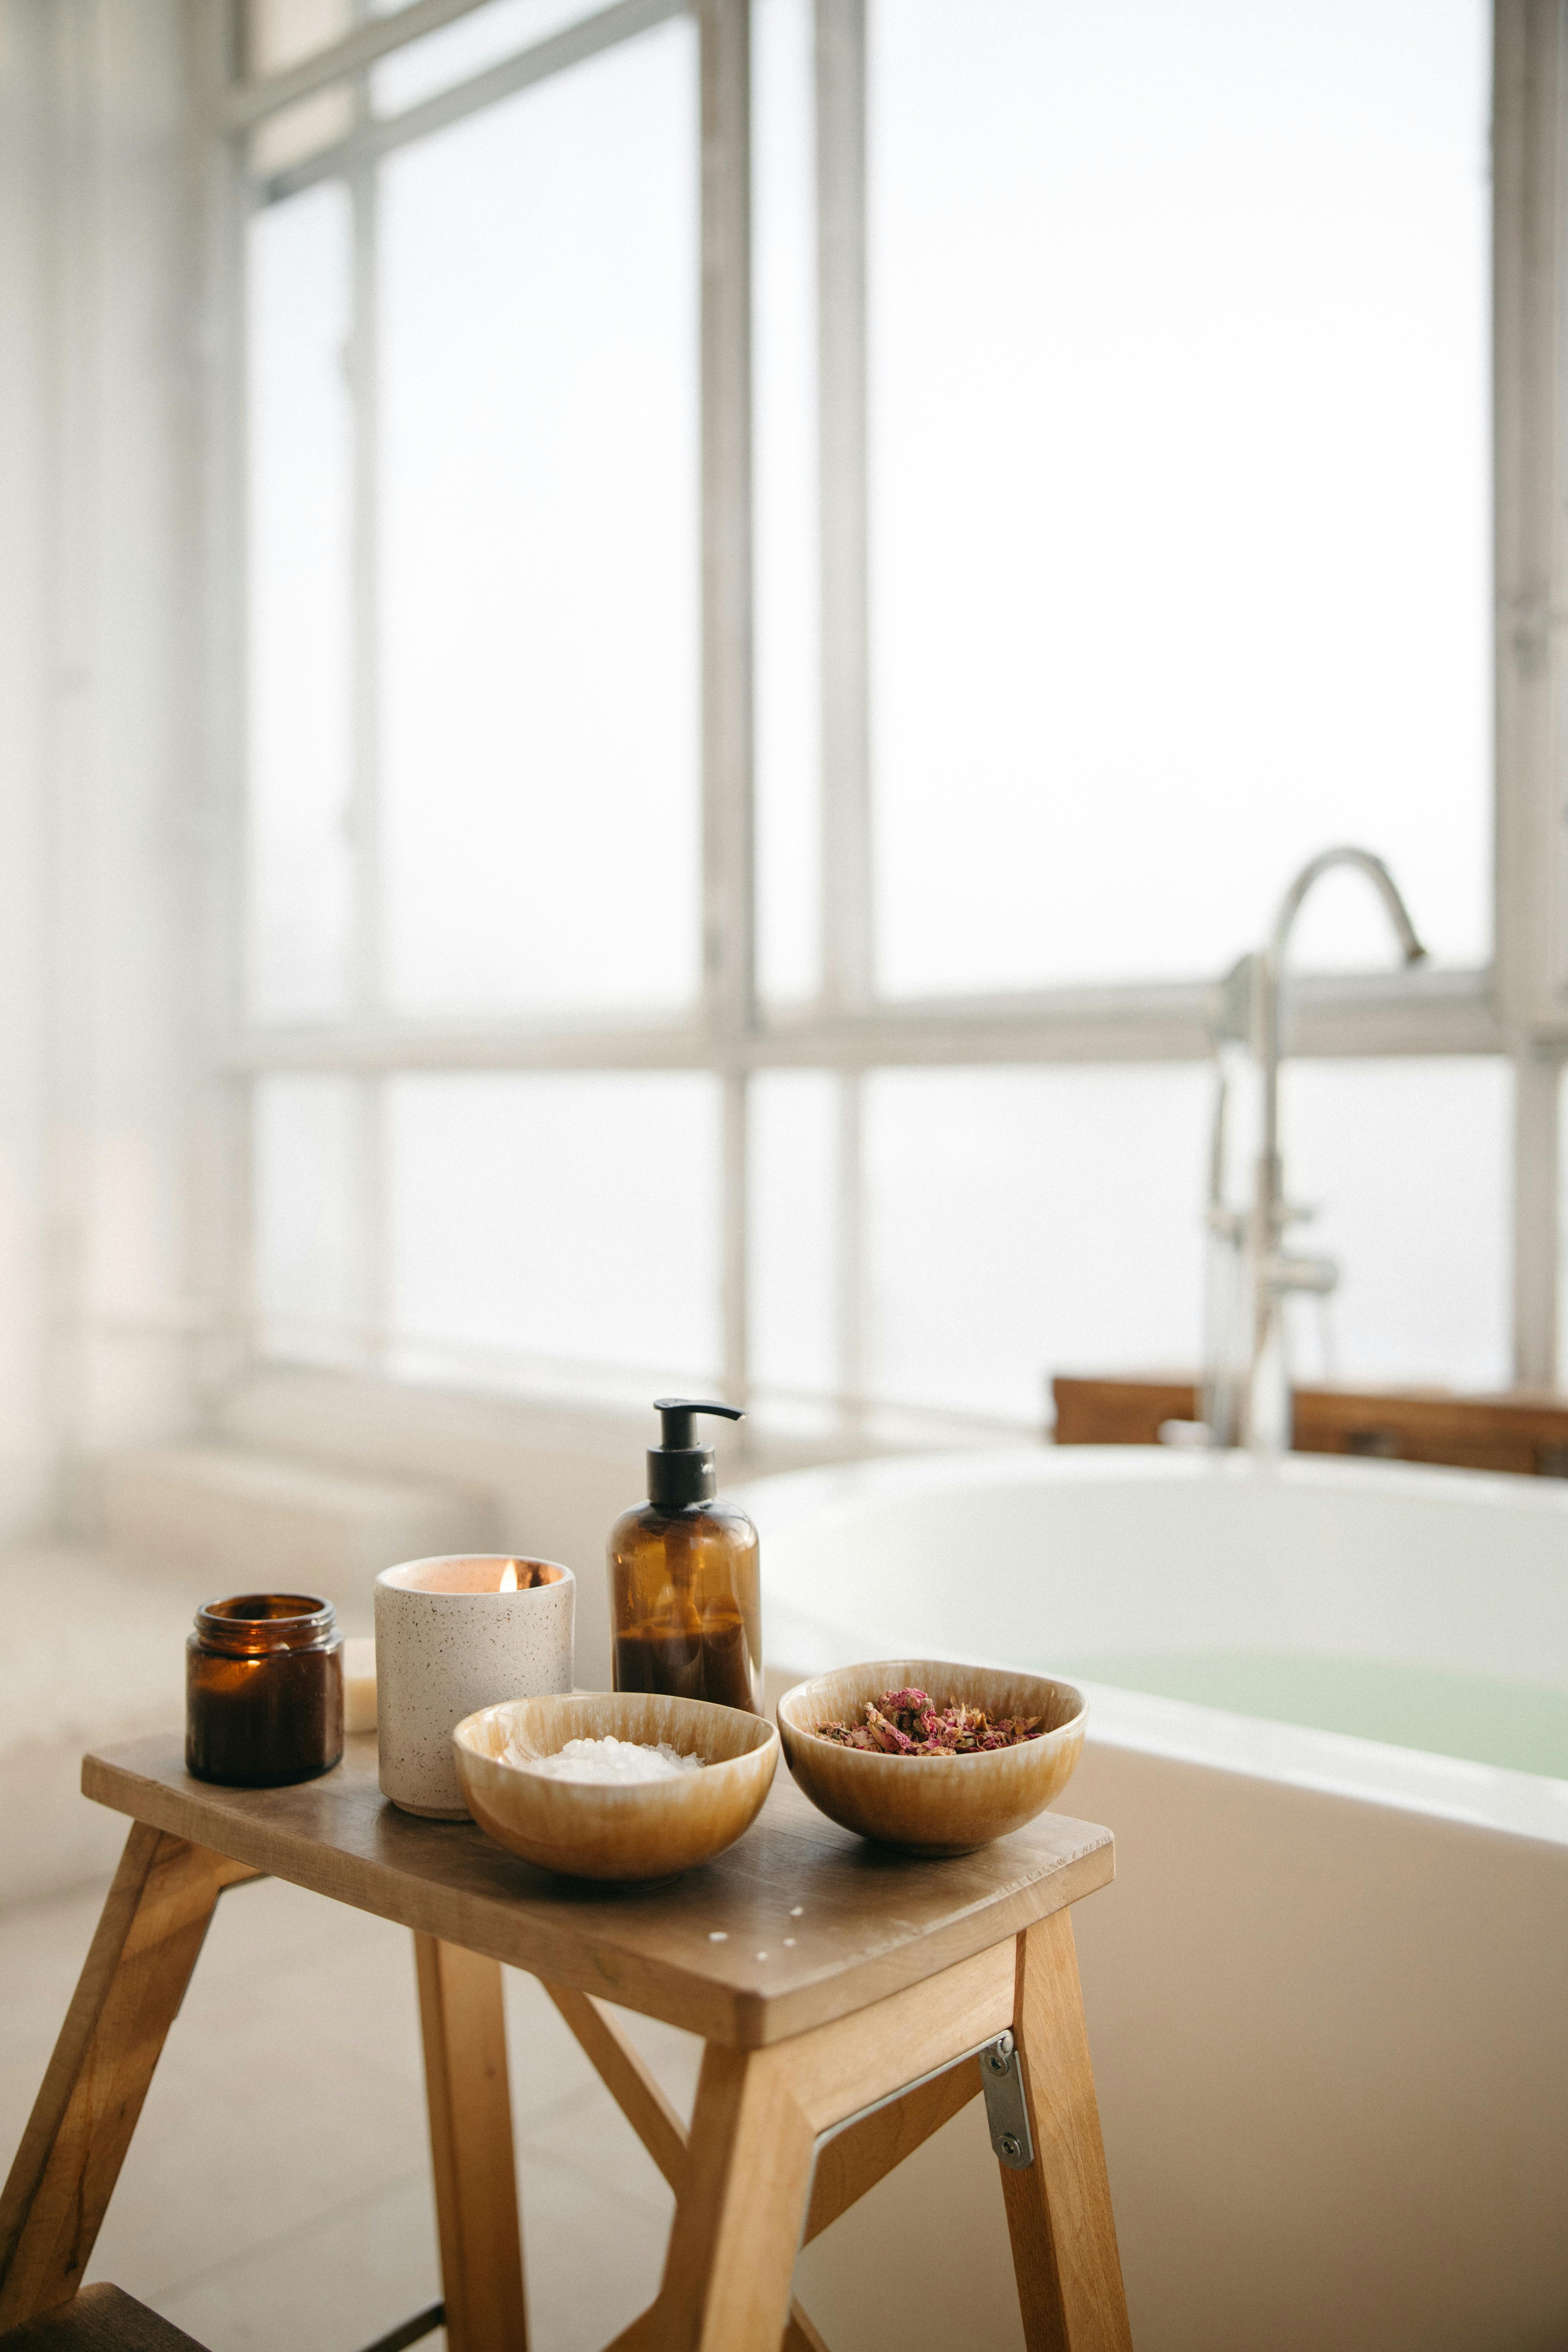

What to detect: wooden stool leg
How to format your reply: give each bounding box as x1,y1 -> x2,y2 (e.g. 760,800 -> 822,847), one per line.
414,1935 -> 527,2352
653,2044 -> 817,2352
0,1822 -> 255,2330
1000,1912 -> 1132,2352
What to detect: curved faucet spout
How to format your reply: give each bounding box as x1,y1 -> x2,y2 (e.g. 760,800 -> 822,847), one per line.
1260,846 -> 1427,1170
1234,845 -> 1427,1452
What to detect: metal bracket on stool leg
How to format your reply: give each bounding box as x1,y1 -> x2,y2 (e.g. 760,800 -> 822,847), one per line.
979,2031 -> 1034,2170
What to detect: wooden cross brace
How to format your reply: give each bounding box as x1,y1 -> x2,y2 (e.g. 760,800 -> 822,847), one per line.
550,1919 -> 1129,2352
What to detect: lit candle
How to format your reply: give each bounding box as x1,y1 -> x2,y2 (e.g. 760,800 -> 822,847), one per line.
374,1554 -> 575,1819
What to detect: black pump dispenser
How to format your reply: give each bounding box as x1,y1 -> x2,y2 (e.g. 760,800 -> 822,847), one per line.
647,1397 -> 744,1512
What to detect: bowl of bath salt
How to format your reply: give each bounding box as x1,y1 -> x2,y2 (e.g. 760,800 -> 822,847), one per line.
451,1691 -> 778,1880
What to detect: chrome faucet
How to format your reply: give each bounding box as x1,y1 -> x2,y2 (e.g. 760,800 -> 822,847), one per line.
1202,848 -> 1427,1453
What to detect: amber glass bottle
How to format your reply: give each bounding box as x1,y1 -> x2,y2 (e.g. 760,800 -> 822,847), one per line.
609,1399 -> 761,1715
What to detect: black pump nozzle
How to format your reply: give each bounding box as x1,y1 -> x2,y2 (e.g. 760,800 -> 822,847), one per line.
653,1397 -> 744,1449
648,1397 -> 745,1511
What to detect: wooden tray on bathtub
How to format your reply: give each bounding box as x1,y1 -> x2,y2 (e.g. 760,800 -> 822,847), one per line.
1051,1373 -> 1568,1480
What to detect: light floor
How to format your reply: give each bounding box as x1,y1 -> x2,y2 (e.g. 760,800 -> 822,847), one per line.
0,1869 -> 696,2351
0,1862 -> 1022,2352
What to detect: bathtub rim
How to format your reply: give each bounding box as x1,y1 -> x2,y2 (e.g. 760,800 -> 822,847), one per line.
742,1445 -> 1568,1853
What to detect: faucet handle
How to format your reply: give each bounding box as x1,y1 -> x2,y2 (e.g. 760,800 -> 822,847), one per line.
1212,952 -> 1261,1048
1265,1252 -> 1338,1297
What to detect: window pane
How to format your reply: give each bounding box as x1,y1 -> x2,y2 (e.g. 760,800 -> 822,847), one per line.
254,1076 -> 363,1363
245,0 -> 350,78
866,1066 -> 1212,1420
749,1070 -> 839,1396
378,23 -> 701,1018
1278,1057 -> 1510,1390
248,86 -> 354,179
370,0 -> 614,115
753,0 -> 822,1004
867,0 -> 1491,995
388,1073 -> 721,1389
247,184 -> 355,1021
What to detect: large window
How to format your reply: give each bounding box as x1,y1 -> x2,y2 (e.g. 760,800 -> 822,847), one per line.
862,0 -> 1492,995
377,25 -> 701,1019
224,0 -> 1567,1433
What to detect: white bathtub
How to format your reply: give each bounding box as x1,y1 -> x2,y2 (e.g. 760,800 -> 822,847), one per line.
746,1448 -> 1568,2352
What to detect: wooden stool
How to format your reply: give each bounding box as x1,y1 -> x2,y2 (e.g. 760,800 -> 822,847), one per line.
0,1734 -> 1132,2352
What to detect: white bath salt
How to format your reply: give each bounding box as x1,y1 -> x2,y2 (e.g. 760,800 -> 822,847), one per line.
756,1951 -> 769,1962
789,1905 -> 804,1917
510,1734 -> 705,1783
708,1931 -> 728,1943
782,1937 -> 796,1948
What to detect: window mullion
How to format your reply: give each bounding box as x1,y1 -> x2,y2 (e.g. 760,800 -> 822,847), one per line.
815,0 -> 870,1014
700,0 -> 754,1399
1493,0 -> 1566,1380
349,165 -> 381,1023
223,0 -> 491,129
199,1 -> 261,1405
349,142 -> 389,1366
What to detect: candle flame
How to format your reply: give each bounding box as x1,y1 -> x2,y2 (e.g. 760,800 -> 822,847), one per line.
498,1560 -> 520,1593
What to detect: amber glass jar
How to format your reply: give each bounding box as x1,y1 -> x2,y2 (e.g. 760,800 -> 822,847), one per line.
186,1595 -> 344,1787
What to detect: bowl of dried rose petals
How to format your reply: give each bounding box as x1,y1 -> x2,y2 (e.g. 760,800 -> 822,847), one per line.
776,1658 -> 1086,1855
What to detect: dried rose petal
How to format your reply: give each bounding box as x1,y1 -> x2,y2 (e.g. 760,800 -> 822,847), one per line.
864,1704 -> 916,1755
812,1686 -> 1047,1755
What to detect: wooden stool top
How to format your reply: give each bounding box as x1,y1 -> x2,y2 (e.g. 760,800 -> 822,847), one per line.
85,1733 -> 1112,2049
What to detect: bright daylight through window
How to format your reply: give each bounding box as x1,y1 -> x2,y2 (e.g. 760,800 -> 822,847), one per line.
241,0 -> 1514,1433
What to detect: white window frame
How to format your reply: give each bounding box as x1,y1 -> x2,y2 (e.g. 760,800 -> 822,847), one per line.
194,0 -> 1568,1429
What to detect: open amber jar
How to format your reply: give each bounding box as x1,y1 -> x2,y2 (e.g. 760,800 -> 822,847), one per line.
186,1595 -> 344,1787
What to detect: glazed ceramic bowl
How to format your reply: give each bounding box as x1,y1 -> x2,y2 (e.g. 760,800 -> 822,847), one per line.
776,1659 -> 1086,1856
452,1691 -> 779,1881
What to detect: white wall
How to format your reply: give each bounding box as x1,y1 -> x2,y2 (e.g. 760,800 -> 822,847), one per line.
0,0 -> 205,1534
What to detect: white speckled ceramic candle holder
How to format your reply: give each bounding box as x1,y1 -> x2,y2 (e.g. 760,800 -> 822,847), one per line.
375,1555 -> 575,1819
